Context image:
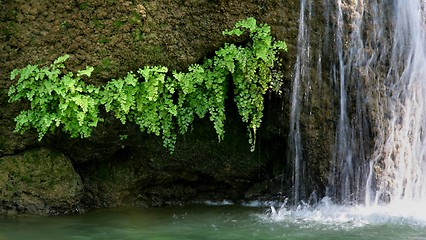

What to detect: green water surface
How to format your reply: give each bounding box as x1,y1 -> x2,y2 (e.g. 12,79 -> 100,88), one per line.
0,205 -> 425,240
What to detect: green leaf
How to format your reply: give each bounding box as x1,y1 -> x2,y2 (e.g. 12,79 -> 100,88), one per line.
77,66 -> 94,77
53,54 -> 70,66
10,69 -> 20,80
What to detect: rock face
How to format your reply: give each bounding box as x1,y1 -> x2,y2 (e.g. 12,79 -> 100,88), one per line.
0,0 -> 337,213
74,115 -> 285,207
0,148 -> 83,215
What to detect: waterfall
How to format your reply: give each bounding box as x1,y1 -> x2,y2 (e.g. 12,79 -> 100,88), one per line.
290,0 -> 426,206
370,0 -> 426,204
289,0 -> 310,205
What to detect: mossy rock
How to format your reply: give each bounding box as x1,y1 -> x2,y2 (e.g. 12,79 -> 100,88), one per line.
0,148 -> 83,215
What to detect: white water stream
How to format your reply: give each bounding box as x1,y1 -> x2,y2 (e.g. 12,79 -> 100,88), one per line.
287,0 -> 426,224
369,0 -> 426,205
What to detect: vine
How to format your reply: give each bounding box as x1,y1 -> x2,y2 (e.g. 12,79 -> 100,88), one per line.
8,17 -> 287,152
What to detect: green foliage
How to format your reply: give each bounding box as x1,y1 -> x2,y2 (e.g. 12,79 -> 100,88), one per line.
9,17 -> 287,152
100,66 -> 178,150
174,63 -> 227,142
217,18 -> 287,149
8,54 -> 100,140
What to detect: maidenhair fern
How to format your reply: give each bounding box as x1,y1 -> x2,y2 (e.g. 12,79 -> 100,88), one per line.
8,54 -> 99,140
8,17 -> 287,152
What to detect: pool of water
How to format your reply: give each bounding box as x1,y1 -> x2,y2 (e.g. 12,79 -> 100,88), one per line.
1,201 -> 426,240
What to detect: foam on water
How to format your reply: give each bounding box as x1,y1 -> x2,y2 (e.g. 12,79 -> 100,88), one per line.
259,197 -> 426,230
203,200 -> 235,206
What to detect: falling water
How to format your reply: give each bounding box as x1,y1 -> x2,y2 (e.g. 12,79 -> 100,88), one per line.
329,0 -> 357,203
328,0 -> 374,204
370,0 -> 426,205
289,0 -> 426,207
289,0 -> 312,204
289,0 -> 372,204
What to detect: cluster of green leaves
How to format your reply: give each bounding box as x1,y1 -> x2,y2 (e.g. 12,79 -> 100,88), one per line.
8,55 -> 99,140
217,18 -> 287,150
100,66 -> 178,150
8,17 -> 287,152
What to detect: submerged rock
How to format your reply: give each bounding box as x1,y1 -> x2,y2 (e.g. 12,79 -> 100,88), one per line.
0,148 -> 83,215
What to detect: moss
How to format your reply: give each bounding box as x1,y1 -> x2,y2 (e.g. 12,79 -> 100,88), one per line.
140,44 -> 164,56
20,175 -> 33,183
98,35 -> 110,44
0,22 -> 16,41
93,18 -> 104,29
60,21 -> 70,31
94,57 -> 119,75
112,19 -> 125,29
130,11 -> 143,25
79,2 -> 88,10
96,49 -> 110,55
132,28 -> 144,42
6,182 -> 15,192
0,148 -> 83,214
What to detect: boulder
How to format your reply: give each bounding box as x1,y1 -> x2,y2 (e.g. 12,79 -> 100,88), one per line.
0,148 -> 83,215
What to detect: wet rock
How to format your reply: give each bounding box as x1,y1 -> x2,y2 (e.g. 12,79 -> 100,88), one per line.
0,148 -> 83,215
76,117 -> 270,208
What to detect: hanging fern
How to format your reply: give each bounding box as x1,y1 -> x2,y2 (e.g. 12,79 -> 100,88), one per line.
8,17 -> 287,152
